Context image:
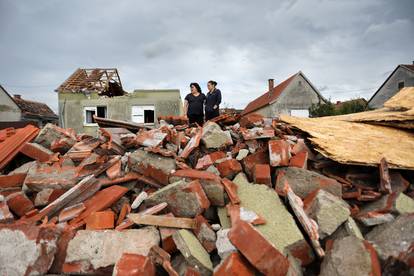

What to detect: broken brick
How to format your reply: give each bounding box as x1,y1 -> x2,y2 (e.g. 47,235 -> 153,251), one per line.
228,220 -> 290,276
253,164 -> 271,186
113,253 -> 156,276
216,159 -> 242,179
135,128 -> 167,147
213,252 -> 255,276
239,113 -> 264,128
193,215 -> 217,253
195,151 -> 226,169
289,150 -> 308,169
0,196 -> 14,223
85,210 -> 115,230
145,179 -> 210,217
171,169 -> 225,206
129,149 -> 176,185
180,128 -> 202,159
268,139 -> 291,167
20,142 -> 56,162
0,224 -> 60,275
241,150 -> 269,180
63,227 -> 160,274
6,191 -> 35,217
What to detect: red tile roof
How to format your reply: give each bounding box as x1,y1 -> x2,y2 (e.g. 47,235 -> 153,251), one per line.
13,96 -> 58,119
241,73 -> 297,115
0,125 -> 39,170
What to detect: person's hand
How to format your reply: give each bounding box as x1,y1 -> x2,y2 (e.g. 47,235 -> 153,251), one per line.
213,105 -> 218,109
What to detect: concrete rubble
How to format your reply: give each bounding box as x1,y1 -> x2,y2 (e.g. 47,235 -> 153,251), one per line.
0,109 -> 413,275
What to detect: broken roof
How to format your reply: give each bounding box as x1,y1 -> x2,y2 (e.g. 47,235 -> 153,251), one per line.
13,96 -> 58,119
241,71 -> 325,116
55,68 -> 124,96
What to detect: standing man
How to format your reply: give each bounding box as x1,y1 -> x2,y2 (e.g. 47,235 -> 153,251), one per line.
205,80 -> 222,120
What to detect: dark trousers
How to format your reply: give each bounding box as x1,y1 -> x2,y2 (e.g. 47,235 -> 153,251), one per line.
188,114 -> 204,126
205,109 -> 220,120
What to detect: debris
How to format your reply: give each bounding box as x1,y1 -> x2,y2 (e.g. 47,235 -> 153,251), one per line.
63,227 -> 160,274
172,229 -> 213,276
34,123 -> 76,152
129,149 -> 176,185
235,148 -> 249,161
268,139 -> 291,166
304,189 -> 350,239
228,219 -> 290,276
215,228 -> 237,259
145,179 -> 210,217
0,195 -> 14,223
85,210 -> 115,230
320,236 -> 381,276
113,253 -> 156,276
276,167 -> 342,199
201,122 -> 233,149
0,125 -> 39,170
193,215 -> 217,253
131,191 -> 148,209
129,214 -> 196,229
216,159 -> 242,179
135,128 -> 167,147
366,213 -> 414,261
253,163 -> 271,186
213,252 -> 255,276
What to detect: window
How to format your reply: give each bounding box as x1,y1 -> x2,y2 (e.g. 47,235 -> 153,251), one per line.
84,106 -> 107,125
131,105 -> 155,124
398,81 -> 404,90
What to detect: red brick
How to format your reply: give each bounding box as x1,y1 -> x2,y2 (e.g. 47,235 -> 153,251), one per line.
85,210 -> 115,230
216,159 -> 242,179
289,150 -> 308,169
221,178 -> 241,205
228,220 -> 290,276
195,151 -> 226,169
106,159 -> 122,180
253,164 -> 271,186
193,215 -> 216,253
239,113 -> 264,128
214,252 -> 255,276
180,128 -> 202,159
0,173 -> 26,189
69,185 -> 129,228
268,139 -> 291,167
242,150 -> 269,180
114,253 -> 156,276
20,142 -> 55,162
6,192 -> 35,217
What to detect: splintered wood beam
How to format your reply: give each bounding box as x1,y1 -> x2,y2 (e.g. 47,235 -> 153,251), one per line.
128,214 -> 196,229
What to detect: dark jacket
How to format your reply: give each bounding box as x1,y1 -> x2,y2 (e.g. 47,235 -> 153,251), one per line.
205,89 -> 221,114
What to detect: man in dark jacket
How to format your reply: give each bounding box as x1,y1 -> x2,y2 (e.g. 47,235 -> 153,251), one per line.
205,80 -> 222,120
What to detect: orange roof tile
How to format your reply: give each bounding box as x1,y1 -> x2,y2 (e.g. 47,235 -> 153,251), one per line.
0,125 -> 39,170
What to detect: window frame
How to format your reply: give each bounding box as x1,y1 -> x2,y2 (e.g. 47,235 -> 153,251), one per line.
131,105 -> 155,124
83,106 -> 107,126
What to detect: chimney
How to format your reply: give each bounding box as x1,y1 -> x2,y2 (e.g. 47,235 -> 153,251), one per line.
14,94 -> 21,99
268,79 -> 274,92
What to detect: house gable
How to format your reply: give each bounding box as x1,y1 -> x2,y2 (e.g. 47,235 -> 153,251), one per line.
368,65 -> 414,109
0,85 -> 21,121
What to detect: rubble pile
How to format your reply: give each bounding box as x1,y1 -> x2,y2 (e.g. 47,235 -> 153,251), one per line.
0,92 -> 413,275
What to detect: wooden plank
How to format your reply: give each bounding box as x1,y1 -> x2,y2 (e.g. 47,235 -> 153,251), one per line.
128,214 -> 196,229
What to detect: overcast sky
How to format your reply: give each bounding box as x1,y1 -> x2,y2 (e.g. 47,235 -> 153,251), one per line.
0,0 -> 413,112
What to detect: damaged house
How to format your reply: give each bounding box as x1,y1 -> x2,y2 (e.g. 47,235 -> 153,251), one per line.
57,68 -> 182,135
368,61 -> 414,109
241,71 -> 326,118
0,84 -> 58,128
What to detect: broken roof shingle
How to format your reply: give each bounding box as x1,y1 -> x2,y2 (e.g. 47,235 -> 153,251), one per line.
55,68 -> 124,96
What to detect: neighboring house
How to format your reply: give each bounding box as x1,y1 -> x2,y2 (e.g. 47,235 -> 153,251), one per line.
368,62 -> 414,109
241,71 -> 326,118
56,68 -> 183,135
0,85 -> 58,128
